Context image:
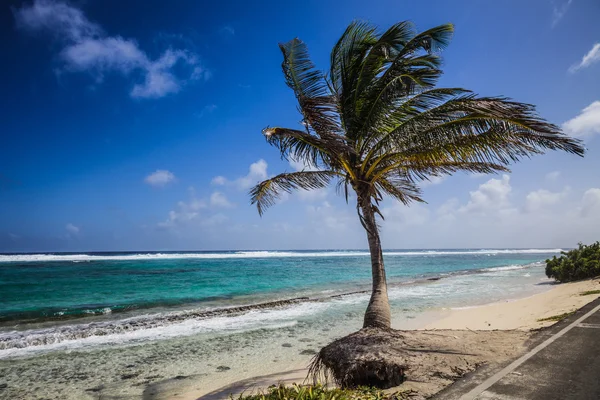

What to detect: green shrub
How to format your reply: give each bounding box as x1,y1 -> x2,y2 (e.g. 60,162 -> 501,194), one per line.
545,242 -> 600,283
232,384 -> 412,400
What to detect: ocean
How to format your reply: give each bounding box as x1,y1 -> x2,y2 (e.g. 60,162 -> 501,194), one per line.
0,249 -> 562,398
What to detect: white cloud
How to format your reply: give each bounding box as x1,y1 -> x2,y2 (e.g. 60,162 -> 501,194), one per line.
545,171 -> 561,181
562,101 -> 600,138
14,0 -> 101,40
235,159 -> 268,189
130,49 -> 200,98
65,223 -> 79,234
158,187 -> 234,231
158,192 -> 206,229
581,188 -> 600,217
145,170 -> 176,187
552,0 -> 573,27
211,159 -> 327,203
61,37 -> 146,75
569,43 -> 600,73
459,174 -> 512,214
211,176 -> 227,186
14,0 -> 207,99
524,188 -> 569,212
210,160 -> 268,190
158,209 -> 196,229
210,191 -> 234,208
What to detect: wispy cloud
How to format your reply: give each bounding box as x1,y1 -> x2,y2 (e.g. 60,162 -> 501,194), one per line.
552,0 -> 574,27
211,176 -> 227,186
210,191 -> 235,208
14,0 -> 209,99
545,171 -> 561,181
157,187 -> 231,230
65,223 -> 79,235
569,43 -> 600,73
195,104 -> 217,118
212,160 -> 269,190
219,25 -> 235,36
524,187 -> 569,212
562,101 -> 600,138
145,170 -> 176,187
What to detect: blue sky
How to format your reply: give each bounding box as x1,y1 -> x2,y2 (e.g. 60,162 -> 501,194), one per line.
1,0 -> 600,252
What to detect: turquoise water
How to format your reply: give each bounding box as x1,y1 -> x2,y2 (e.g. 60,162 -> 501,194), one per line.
0,249 -> 561,358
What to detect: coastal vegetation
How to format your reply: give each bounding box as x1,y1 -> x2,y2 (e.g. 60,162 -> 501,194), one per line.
250,20 -> 585,387
545,242 -> 600,283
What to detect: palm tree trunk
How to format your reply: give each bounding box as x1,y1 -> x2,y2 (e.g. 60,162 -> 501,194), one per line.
359,198 -> 391,330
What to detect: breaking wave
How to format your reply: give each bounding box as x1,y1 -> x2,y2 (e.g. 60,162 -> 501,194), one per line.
0,298 -> 325,357
0,249 -> 563,263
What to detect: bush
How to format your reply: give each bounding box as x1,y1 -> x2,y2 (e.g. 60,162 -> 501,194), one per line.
545,242 -> 600,282
233,384 -> 411,400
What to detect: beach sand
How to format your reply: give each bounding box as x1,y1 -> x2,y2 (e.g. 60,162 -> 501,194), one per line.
424,278 -> 600,331
186,278 -> 600,400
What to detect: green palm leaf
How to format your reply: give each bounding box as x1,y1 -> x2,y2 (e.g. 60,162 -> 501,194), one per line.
250,170 -> 340,216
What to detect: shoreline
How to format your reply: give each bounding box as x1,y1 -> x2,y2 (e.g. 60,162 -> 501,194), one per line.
189,278 -> 600,400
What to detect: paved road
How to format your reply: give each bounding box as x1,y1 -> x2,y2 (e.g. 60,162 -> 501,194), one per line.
435,296 -> 600,400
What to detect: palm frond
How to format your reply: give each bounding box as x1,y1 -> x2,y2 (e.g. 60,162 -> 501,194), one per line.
279,39 -> 341,138
398,23 -> 454,56
359,88 -> 471,162
375,174 -> 424,205
353,21 -> 416,103
263,127 -> 354,169
250,170 -> 339,215
362,96 -> 584,176
329,21 -> 379,134
373,158 -> 510,183
354,51 -> 445,143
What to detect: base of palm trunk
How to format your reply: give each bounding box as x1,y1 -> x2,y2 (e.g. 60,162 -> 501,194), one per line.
308,327 -> 407,389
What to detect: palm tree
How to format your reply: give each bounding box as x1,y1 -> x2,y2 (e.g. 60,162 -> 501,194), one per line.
250,21 -> 584,330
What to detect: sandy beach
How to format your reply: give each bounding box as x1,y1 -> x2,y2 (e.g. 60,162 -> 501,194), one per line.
424,277 -> 600,331
190,278 -> 600,400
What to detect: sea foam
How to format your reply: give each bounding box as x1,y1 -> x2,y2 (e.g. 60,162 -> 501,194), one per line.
0,249 -> 563,262
0,299 -> 328,358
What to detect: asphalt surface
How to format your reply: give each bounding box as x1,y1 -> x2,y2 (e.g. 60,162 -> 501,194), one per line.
435,296 -> 600,400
